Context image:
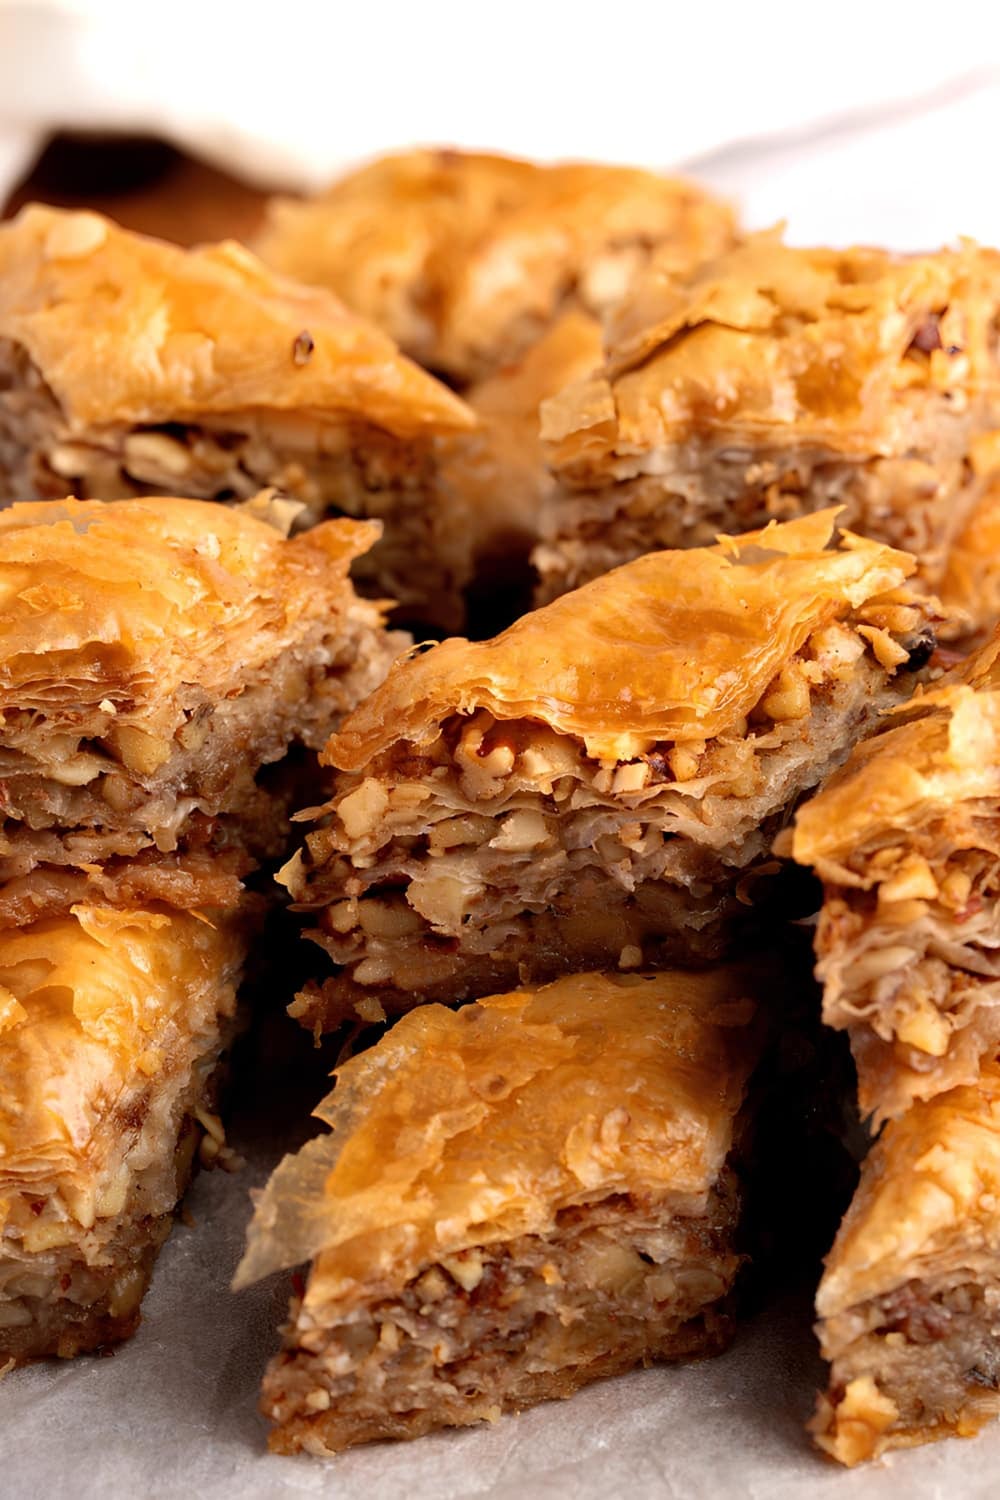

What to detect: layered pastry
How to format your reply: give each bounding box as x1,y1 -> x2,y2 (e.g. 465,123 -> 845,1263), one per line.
790,629 -> 1000,1124
0,902 -> 248,1364
280,510 -> 935,1028
0,204 -> 475,628
536,231 -> 1000,603
0,495 -> 402,926
435,310 -> 604,625
255,149 -> 735,382
813,1063 -> 1000,1464
235,965 -> 768,1454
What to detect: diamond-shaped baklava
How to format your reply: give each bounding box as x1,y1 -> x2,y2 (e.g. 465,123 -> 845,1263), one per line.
237,965 -> 768,1454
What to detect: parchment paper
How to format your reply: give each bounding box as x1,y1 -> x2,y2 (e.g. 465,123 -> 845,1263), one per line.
1,1022 -> 998,1500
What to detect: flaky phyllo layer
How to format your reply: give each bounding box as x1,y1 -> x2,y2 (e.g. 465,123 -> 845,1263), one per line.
792,631 -> 1000,1122
0,905 -> 247,1363
0,495 -> 403,921
236,968 -> 766,1453
813,1065 -> 1000,1465
0,205 -> 475,628
280,512 -> 935,1025
534,231 -> 1000,604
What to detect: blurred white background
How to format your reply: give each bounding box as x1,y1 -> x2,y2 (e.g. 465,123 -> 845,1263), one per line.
1,0 -> 1000,244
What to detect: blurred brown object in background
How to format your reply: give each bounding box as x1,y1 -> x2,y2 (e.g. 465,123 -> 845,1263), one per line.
3,133 -> 274,246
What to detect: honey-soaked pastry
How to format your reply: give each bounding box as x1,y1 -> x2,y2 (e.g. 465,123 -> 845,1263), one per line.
790,628 -> 1000,1124
435,310 -> 604,622
280,511 -> 935,1028
939,476 -> 1000,643
0,903 -> 248,1365
254,149 -> 735,383
0,204 -> 475,629
813,1062 -> 1000,1465
536,231 -> 1000,605
235,965 -> 768,1454
0,495 -> 403,926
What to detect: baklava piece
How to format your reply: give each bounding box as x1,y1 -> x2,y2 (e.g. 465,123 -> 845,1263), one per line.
236,965 -> 767,1454
0,204 -> 474,628
536,231 -> 1000,603
255,149 -> 735,382
435,310 -> 604,625
813,1063 -> 1000,1464
281,510 -> 934,1028
0,902 -> 248,1364
0,495 -> 403,926
790,629 -> 1000,1123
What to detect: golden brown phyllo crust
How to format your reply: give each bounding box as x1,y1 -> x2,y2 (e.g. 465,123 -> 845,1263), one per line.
279,511 -> 935,1029
254,149 -> 736,384
0,903 -> 249,1365
812,1063 -> 1000,1465
0,204 -> 476,629
235,966 -> 768,1453
0,494 -> 404,924
791,627 -> 1000,1123
535,231 -> 1000,608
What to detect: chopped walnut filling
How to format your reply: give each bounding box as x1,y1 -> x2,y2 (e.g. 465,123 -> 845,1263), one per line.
816,825 -> 1000,1120
262,1185 -> 741,1455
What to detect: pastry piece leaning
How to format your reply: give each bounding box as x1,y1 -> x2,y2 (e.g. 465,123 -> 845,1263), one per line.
537,231 -> 1000,604
0,204 -> 474,628
0,902 -> 248,1365
236,965 -> 769,1455
0,495 -> 403,927
281,510 -> 935,1028
790,630 -> 1000,1123
813,1063 -> 1000,1464
255,148 -> 735,383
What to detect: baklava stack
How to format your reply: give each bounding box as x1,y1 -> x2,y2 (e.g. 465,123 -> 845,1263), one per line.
791,633 -> 1000,1460
535,230 -> 1000,615
0,494 -> 402,1364
0,204 -> 476,629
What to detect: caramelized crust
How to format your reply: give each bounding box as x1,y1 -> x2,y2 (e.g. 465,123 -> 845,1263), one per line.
0,205 -> 475,628
255,149 -> 735,381
0,495 -> 403,917
0,905 -> 248,1364
813,1063 -> 1000,1464
236,967 -> 766,1453
536,231 -> 1000,604
791,630 -> 1000,1121
281,512 -> 934,1025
